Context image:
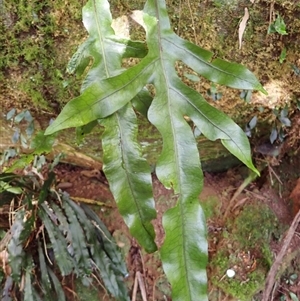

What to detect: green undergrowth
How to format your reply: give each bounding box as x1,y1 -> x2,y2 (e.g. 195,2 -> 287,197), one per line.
210,202 -> 283,300
0,0 -> 85,109
232,203 -> 281,266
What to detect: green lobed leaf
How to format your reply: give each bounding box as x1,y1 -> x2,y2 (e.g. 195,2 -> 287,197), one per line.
169,35 -> 266,93
131,87 -> 153,117
45,57 -> 155,135
170,79 -> 258,173
44,0 -> 267,299
148,70 -> 208,299
101,104 -> 157,253
78,0 -> 125,85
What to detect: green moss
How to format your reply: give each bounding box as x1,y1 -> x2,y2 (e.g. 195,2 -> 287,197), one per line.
231,203 -> 280,266
210,203 -> 283,299
211,250 -> 266,301
216,270 -> 265,301
0,0 -> 85,109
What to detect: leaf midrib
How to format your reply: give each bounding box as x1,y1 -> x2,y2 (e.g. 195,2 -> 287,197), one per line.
153,1 -> 193,296
164,36 -> 257,87
116,111 -> 154,240
170,83 -> 247,162
93,0 -> 110,77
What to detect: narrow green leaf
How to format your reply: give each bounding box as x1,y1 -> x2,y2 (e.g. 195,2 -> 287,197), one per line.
32,290 -> 43,301
12,130 -> 20,144
248,116 -> 257,129
65,198 -> 128,279
91,248 -> 130,301
5,154 -> 34,173
161,202 -> 208,301
39,205 -> 74,276
24,268 -> 34,301
37,242 -> 52,298
2,277 -> 14,301
80,203 -> 128,276
0,181 -> 22,194
61,197 -> 91,274
14,111 -> 26,123
290,292 -> 299,301
50,202 -> 70,235
101,104 -> 157,253
38,172 -> 55,204
64,199 -> 129,300
26,121 -> 35,137
7,210 -> 26,282
47,267 -> 66,301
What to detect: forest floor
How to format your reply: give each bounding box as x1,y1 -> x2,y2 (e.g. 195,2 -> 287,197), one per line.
1,0 -> 300,300
49,132 -> 300,301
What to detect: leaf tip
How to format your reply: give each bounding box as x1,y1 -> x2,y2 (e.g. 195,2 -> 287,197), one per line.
44,126 -> 55,136
259,85 -> 268,95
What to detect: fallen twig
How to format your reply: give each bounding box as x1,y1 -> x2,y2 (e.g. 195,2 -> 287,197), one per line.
132,272 -> 138,301
262,208 -> 300,301
132,271 -> 148,301
137,271 -> 148,301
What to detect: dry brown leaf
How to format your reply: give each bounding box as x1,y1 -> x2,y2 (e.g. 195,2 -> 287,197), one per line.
238,7 -> 250,49
0,250 -> 11,276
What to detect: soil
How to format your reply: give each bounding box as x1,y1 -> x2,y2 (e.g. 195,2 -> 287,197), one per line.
48,140 -> 300,300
